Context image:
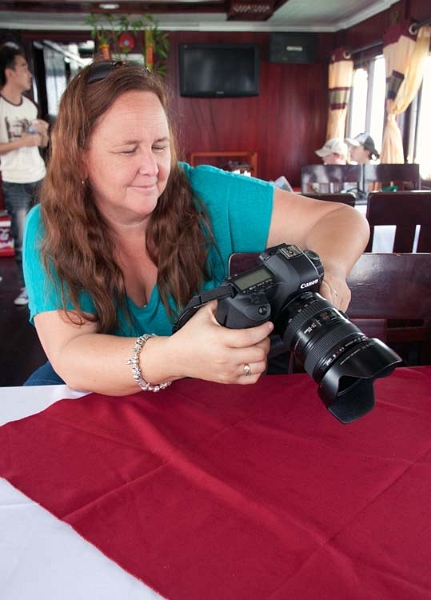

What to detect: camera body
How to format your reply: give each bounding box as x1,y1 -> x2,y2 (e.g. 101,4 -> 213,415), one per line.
216,243 -> 323,329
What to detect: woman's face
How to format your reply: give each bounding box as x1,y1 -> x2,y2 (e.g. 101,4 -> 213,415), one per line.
83,90 -> 171,225
349,145 -> 369,164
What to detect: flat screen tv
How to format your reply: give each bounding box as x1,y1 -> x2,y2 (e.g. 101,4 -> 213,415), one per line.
179,43 -> 260,98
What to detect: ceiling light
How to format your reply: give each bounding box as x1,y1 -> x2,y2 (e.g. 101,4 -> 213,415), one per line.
99,3 -> 119,9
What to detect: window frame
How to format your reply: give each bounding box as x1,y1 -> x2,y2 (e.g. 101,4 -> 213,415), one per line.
347,50 -> 431,184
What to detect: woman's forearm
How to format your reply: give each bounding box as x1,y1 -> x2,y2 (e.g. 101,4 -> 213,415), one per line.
46,330 -> 177,396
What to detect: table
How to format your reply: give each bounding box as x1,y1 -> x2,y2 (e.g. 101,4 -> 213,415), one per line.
1,368 -> 431,600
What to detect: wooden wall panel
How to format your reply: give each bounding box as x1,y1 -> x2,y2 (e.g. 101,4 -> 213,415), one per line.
162,0 -> 428,186
165,31 -> 333,187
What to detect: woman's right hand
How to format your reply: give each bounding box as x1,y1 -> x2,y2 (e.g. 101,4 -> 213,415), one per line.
165,300 -> 274,385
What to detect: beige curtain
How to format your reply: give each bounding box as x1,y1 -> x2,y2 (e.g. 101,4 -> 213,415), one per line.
326,48 -> 354,140
381,22 -> 431,163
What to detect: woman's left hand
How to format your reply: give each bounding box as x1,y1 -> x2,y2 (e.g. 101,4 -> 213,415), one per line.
319,275 -> 351,312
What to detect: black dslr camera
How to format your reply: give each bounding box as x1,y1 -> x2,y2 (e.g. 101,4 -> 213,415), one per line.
173,243 -> 401,424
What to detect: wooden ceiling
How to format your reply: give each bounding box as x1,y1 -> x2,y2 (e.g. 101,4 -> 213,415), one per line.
0,0 -> 404,32
0,0 -> 289,21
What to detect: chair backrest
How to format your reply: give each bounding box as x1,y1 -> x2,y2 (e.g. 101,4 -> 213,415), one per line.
363,163 -> 421,191
228,251 -> 431,366
301,192 -> 356,207
365,190 -> 431,252
347,252 -> 431,364
347,253 -> 431,320
300,164 -> 362,194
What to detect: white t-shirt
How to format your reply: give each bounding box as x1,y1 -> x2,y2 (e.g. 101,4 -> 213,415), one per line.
0,95 -> 46,184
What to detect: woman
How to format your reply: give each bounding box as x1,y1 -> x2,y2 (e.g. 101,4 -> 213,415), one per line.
345,133 -> 380,164
23,61 -> 369,394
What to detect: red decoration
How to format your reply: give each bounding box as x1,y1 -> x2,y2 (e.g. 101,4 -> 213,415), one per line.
118,32 -> 135,53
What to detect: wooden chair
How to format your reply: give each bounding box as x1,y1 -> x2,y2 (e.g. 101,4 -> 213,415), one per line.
300,164 -> 362,195
301,192 -> 356,207
347,253 -> 431,365
365,190 -> 431,252
228,251 -> 431,366
363,163 -> 421,192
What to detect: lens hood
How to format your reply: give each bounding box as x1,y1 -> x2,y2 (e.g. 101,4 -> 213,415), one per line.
318,338 -> 402,424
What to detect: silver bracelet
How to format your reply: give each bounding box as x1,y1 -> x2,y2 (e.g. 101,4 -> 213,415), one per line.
126,334 -> 171,392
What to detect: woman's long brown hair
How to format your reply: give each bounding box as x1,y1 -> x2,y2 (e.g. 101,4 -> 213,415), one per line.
40,62 -> 213,333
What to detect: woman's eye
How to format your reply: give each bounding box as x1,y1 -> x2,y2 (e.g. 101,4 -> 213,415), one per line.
121,147 -> 137,155
153,145 -> 167,153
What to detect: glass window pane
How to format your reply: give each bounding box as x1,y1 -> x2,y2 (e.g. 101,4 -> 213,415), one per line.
368,56 -> 385,152
348,67 -> 368,137
415,55 -> 431,179
347,55 -> 385,158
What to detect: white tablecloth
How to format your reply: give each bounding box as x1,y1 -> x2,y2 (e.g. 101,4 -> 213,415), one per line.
0,385 -> 164,600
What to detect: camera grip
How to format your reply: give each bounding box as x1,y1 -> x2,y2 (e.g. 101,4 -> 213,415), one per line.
216,293 -> 271,328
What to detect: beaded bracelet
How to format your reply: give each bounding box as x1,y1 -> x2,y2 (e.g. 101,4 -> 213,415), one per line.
126,333 -> 171,392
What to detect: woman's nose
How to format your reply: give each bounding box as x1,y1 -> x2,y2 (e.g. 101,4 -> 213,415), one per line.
138,151 -> 159,176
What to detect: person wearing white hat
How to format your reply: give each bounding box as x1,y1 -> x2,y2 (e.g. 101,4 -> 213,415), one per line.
345,133 -> 380,164
315,139 -> 348,165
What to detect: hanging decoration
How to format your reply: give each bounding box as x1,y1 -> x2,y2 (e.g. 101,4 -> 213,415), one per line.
86,13 -> 170,76
118,32 -> 135,54
145,29 -> 154,70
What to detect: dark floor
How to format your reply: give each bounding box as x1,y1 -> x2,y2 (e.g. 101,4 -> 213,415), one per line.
0,256 -> 47,386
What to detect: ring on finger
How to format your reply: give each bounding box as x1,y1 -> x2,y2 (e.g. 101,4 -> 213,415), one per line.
243,363 -> 252,377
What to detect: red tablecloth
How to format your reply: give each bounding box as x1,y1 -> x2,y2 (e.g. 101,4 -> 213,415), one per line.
1,367 -> 431,599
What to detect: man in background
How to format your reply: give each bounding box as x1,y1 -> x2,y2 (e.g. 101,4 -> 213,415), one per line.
0,43 -> 48,306
345,133 -> 380,164
315,138 -> 348,165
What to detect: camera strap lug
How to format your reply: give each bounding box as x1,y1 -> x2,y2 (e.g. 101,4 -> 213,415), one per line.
173,285 -> 234,332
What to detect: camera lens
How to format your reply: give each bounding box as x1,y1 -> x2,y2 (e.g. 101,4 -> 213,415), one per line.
274,291 -> 401,423
278,292 -> 364,378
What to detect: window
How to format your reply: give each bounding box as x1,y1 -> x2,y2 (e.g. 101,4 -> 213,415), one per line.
367,57 -> 386,147
414,55 -> 431,180
348,51 -> 431,179
346,56 -> 386,154
348,67 -> 367,135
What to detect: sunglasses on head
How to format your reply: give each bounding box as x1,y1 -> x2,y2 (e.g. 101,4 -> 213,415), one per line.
86,60 -> 151,85
86,60 -> 127,84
